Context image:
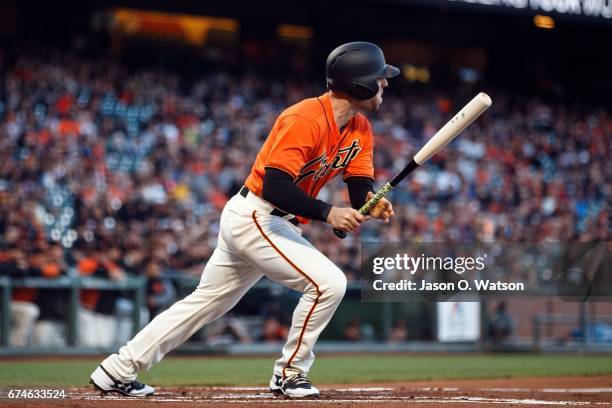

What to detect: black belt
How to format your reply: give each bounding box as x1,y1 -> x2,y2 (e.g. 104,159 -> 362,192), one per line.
239,186 -> 299,226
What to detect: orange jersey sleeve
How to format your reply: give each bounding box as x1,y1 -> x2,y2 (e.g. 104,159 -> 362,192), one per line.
343,114 -> 374,180
266,114 -> 319,178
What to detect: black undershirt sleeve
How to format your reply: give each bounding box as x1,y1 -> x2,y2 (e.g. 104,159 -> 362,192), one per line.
262,167 -> 332,222
345,176 -> 375,210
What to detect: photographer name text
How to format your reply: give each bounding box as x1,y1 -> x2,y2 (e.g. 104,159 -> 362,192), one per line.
372,279 -> 525,292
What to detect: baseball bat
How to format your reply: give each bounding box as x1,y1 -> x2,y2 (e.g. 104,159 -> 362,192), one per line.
334,92 -> 492,239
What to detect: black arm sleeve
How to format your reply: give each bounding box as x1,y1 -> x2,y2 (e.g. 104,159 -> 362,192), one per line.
262,167 -> 332,222
345,176 -> 375,210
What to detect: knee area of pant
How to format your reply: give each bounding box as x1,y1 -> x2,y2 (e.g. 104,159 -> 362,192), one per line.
321,272 -> 347,301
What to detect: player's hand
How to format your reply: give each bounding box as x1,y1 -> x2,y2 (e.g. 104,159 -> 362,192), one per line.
366,191 -> 394,223
327,206 -> 369,231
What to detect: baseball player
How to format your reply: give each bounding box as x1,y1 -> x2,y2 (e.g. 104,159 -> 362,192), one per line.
90,41 -> 398,398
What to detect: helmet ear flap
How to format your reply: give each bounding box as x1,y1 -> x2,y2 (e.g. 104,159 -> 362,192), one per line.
351,80 -> 378,100
327,78 -> 378,100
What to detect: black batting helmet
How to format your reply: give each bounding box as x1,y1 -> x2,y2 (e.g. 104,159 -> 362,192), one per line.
326,41 -> 400,100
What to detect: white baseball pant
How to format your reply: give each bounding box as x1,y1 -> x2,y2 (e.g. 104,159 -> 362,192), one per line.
101,190 -> 347,380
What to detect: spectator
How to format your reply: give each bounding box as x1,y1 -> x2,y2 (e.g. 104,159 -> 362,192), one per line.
31,243 -> 69,347
260,317 -> 289,343
204,315 -> 251,346
144,260 -> 176,318
388,320 -> 409,343
343,317 -> 361,341
76,246 -> 127,347
488,301 -> 514,343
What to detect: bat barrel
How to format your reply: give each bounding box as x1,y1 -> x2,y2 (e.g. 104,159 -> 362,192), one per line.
413,92 -> 492,165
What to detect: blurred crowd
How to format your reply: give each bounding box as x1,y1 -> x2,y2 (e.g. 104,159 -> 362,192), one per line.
0,44 -> 609,346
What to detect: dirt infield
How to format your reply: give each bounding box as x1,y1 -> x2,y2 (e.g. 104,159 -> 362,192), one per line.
2,376 -> 611,407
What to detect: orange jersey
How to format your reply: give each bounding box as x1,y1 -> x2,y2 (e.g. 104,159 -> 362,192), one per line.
244,93 -> 374,222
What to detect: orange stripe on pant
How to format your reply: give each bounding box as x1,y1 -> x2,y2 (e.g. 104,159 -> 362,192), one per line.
251,211 -> 321,379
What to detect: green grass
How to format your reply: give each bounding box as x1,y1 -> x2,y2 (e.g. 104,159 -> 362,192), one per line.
0,354 -> 611,387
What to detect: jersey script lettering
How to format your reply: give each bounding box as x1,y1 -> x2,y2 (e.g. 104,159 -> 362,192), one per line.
295,140 -> 362,184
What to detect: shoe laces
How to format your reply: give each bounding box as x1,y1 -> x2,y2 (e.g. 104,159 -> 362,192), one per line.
283,374 -> 311,387
127,380 -> 145,390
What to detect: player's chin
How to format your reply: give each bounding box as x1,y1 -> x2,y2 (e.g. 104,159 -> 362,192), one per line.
363,98 -> 382,112
356,96 -> 382,112
372,97 -> 383,111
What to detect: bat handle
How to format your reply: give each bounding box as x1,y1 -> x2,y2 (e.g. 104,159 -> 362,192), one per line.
331,182 -> 394,239
333,228 -> 347,239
